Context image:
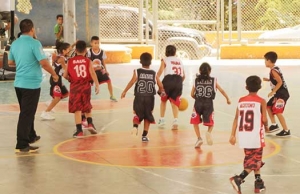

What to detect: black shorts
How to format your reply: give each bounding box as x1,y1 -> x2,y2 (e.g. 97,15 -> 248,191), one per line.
133,96 -> 155,123
95,69 -> 110,84
162,74 -> 183,102
190,99 -> 214,126
49,76 -> 68,98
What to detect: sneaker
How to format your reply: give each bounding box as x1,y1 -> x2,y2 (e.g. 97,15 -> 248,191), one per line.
229,175 -> 244,194
206,131 -> 213,145
158,118 -> 165,127
29,136 -> 41,144
15,146 -> 39,153
81,119 -> 88,128
110,96 -> 118,102
87,123 -> 97,134
267,124 -> 280,133
142,136 -> 149,142
194,138 -> 203,148
254,179 -> 266,193
172,120 -> 178,130
131,127 -> 138,136
73,131 -> 84,138
40,111 -> 55,120
276,129 -> 291,137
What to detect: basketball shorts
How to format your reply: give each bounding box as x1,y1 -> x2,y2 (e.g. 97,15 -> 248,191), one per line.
190,99 -> 214,126
69,82 -> 92,113
161,74 -> 183,107
50,84 -> 68,99
133,96 -> 155,123
95,69 -> 110,84
267,96 -> 288,114
244,148 -> 264,171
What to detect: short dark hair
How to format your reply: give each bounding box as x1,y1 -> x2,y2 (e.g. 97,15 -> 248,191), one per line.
19,19 -> 34,33
91,36 -> 99,41
165,45 -> 176,57
76,40 -> 87,53
56,14 -> 63,19
264,51 -> 277,63
140,52 -> 152,66
246,75 -> 261,92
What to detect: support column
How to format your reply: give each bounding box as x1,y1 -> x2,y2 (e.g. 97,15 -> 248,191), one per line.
63,0 -> 76,44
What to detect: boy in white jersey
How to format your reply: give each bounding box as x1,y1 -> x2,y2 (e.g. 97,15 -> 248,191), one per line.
156,45 -> 185,129
229,75 -> 267,194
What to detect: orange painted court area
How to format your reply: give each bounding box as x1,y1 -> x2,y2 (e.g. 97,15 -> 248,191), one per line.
55,130 -> 278,168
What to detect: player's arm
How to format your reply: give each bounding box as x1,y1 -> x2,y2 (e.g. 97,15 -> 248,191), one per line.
190,85 -> 196,99
8,60 -> 15,66
88,59 -> 99,94
55,25 -> 63,39
57,57 -> 67,71
156,60 -> 165,79
229,108 -> 239,145
261,99 -> 269,132
121,70 -> 137,98
216,83 -> 231,104
182,68 -> 185,82
40,59 -> 59,82
63,63 -> 69,81
156,75 -> 164,92
268,69 -> 283,97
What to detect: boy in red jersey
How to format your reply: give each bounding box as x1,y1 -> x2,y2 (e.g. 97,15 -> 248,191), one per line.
229,75 -> 267,194
63,40 -> 99,138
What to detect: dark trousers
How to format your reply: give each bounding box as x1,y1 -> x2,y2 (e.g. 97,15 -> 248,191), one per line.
15,87 -> 40,149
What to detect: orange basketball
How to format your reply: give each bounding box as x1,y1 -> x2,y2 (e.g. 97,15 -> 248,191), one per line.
179,97 -> 188,111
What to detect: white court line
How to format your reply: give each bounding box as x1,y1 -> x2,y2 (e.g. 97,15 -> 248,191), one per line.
99,119 -> 119,132
278,153 -> 300,164
137,168 -> 230,194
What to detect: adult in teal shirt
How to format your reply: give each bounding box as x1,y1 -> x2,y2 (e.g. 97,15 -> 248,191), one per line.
8,19 -> 59,153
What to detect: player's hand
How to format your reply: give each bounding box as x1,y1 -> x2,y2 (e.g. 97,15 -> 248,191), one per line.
227,99 -> 231,105
268,91 -> 275,98
121,92 -> 126,99
52,74 -> 59,83
263,77 -> 269,81
229,135 -> 236,145
95,85 -> 99,94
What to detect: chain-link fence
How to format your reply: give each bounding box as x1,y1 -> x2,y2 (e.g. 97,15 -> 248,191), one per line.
98,0 -> 218,59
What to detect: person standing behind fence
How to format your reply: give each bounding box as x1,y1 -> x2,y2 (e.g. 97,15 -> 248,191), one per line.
8,19 -> 59,153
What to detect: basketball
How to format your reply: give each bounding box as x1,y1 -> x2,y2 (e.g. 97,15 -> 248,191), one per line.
179,97 -> 188,111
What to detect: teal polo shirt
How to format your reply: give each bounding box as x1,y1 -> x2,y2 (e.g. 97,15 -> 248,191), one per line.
8,35 -> 47,89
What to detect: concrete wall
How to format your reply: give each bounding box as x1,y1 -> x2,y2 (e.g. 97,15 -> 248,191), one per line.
15,0 -> 99,46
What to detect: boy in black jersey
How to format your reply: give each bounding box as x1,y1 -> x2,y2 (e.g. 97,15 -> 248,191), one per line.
263,51 -> 290,137
86,36 -> 117,102
121,52 -> 163,142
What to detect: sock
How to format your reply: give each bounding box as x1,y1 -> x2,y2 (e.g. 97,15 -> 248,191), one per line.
255,174 -> 261,180
239,170 -> 249,180
81,114 -> 86,121
142,130 -> 148,137
76,124 -> 82,132
174,118 -> 178,121
133,124 -> 138,128
160,117 -> 164,120
87,117 -> 93,125
272,123 -> 277,126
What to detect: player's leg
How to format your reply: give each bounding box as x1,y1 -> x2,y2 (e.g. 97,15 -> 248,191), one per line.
170,102 -> 179,129
73,110 -> 84,138
266,97 -> 280,133
168,75 -> 182,129
85,111 -> 97,134
190,103 -> 203,148
107,80 -> 117,102
203,101 -> 214,145
274,98 -> 290,137
41,97 -> 60,120
142,120 -> 150,142
132,96 -> 143,135
83,84 -> 97,135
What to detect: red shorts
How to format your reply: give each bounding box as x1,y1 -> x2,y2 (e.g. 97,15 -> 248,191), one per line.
69,82 -> 92,113
267,97 -> 287,114
244,148 -> 264,171
51,85 -> 69,99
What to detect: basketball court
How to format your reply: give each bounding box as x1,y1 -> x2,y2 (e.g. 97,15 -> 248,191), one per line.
0,58 -> 299,194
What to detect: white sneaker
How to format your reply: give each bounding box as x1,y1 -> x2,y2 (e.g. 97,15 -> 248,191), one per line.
158,118 -> 165,127
195,138 -> 203,148
131,127 -> 138,136
172,120 -> 178,130
206,131 -> 213,145
40,111 -> 55,120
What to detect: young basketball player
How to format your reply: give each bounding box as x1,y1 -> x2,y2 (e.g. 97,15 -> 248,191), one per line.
40,42 -> 70,120
156,45 -> 185,130
121,52 -> 163,142
190,62 -> 230,147
229,75 -> 267,194
263,51 -> 290,137
86,36 -> 117,102
63,40 -> 99,138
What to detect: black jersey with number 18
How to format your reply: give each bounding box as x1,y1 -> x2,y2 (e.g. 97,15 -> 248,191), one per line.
134,68 -> 156,96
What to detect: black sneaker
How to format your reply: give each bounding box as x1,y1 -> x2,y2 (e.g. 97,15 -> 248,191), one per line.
267,124 -> 280,133
254,179 -> 266,193
29,136 -> 41,144
15,146 -> 39,153
276,129 -> 291,137
142,136 -> 149,142
229,175 -> 244,194
73,130 -> 84,138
